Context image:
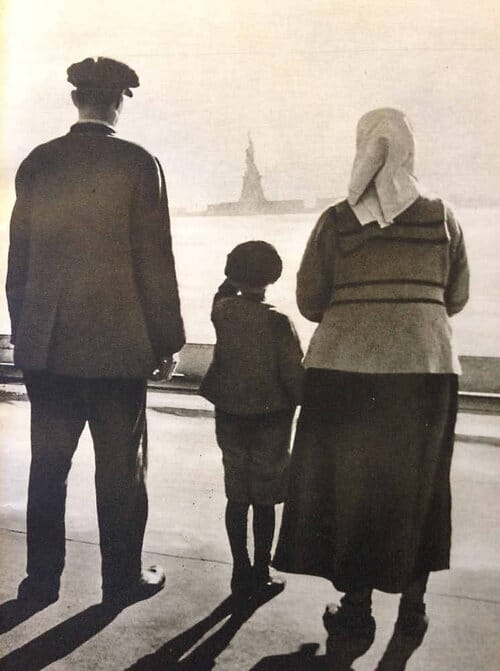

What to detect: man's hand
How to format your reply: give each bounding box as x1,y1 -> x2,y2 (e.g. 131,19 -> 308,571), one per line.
150,355 -> 177,382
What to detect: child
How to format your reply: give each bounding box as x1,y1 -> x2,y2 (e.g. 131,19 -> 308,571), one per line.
200,240 -> 304,601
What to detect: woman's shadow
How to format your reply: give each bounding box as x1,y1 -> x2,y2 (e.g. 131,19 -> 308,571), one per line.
249,629 -> 375,671
249,625 -> 427,671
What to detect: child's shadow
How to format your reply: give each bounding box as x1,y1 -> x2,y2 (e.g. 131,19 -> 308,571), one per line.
126,590 -> 279,671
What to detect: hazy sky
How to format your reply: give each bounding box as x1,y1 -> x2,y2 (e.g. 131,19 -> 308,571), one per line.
1,0 -> 500,209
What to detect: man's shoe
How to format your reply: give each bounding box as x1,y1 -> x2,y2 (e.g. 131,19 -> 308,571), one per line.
17,576 -> 59,606
102,565 -> 166,605
323,603 -> 376,639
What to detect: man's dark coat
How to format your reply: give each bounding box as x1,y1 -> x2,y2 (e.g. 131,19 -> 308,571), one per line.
7,123 -> 185,377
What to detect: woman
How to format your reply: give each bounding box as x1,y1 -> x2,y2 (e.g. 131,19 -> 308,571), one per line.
273,108 -> 469,637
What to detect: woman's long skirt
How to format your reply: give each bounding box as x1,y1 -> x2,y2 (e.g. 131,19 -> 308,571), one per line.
272,369 -> 458,594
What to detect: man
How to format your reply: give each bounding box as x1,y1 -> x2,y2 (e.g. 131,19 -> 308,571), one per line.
6,57 -> 185,605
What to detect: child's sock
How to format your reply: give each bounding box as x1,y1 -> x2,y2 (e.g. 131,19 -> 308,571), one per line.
252,504 -> 275,583
225,500 -> 251,591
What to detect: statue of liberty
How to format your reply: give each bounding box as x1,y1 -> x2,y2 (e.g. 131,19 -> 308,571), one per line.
239,134 -> 267,209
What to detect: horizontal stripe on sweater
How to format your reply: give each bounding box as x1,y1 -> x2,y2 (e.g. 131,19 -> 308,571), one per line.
330,281 -> 445,304
338,233 -> 448,244
334,279 -> 445,289
329,298 -> 445,306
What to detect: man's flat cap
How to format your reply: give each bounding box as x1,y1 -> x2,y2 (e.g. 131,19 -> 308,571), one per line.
67,57 -> 139,97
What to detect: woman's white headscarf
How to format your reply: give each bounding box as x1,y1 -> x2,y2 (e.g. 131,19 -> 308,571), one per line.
347,108 -> 420,228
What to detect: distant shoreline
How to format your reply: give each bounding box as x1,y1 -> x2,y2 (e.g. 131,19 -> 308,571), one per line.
170,199 -> 500,217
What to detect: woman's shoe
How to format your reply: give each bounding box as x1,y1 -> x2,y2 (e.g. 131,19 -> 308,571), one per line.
395,603 -> 429,636
323,602 -> 376,639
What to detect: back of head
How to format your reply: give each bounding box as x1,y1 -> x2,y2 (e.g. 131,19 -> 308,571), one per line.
225,241 -> 283,291
354,107 -> 415,171
348,107 -> 419,225
68,57 -> 140,121
71,87 -> 123,115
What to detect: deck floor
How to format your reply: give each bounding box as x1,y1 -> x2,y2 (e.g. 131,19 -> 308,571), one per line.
0,389 -> 499,670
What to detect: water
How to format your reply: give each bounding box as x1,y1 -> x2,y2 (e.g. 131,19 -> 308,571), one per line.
0,206 -> 498,357
171,208 -> 500,357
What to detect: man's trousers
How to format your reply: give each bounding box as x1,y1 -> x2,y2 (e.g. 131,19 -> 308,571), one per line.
23,372 -> 148,594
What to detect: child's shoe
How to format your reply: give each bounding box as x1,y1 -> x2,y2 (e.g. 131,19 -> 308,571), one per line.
230,564 -> 254,601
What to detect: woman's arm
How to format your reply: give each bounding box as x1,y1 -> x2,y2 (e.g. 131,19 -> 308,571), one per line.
444,206 -> 470,316
296,209 -> 336,322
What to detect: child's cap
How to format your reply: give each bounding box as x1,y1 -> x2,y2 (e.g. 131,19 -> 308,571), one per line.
225,240 -> 283,290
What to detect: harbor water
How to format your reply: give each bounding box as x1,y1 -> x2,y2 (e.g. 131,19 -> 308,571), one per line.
0,206 -> 498,357
171,207 -> 500,357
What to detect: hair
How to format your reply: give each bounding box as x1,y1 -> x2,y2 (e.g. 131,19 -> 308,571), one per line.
72,87 -> 122,113
225,240 -> 283,289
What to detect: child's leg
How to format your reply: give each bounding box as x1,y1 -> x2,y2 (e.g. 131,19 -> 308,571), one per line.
225,499 -> 252,594
250,411 -> 292,592
252,503 -> 276,584
216,410 -> 253,595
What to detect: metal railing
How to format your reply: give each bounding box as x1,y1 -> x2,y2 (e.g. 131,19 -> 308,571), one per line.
1,335 -> 499,413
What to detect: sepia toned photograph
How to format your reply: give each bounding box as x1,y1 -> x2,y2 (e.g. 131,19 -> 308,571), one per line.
0,1 -> 499,669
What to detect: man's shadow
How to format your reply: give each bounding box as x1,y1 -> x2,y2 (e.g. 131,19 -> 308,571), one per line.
0,588 -> 168,671
0,601 -> 123,671
0,598 -> 54,636
126,590 -> 282,671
